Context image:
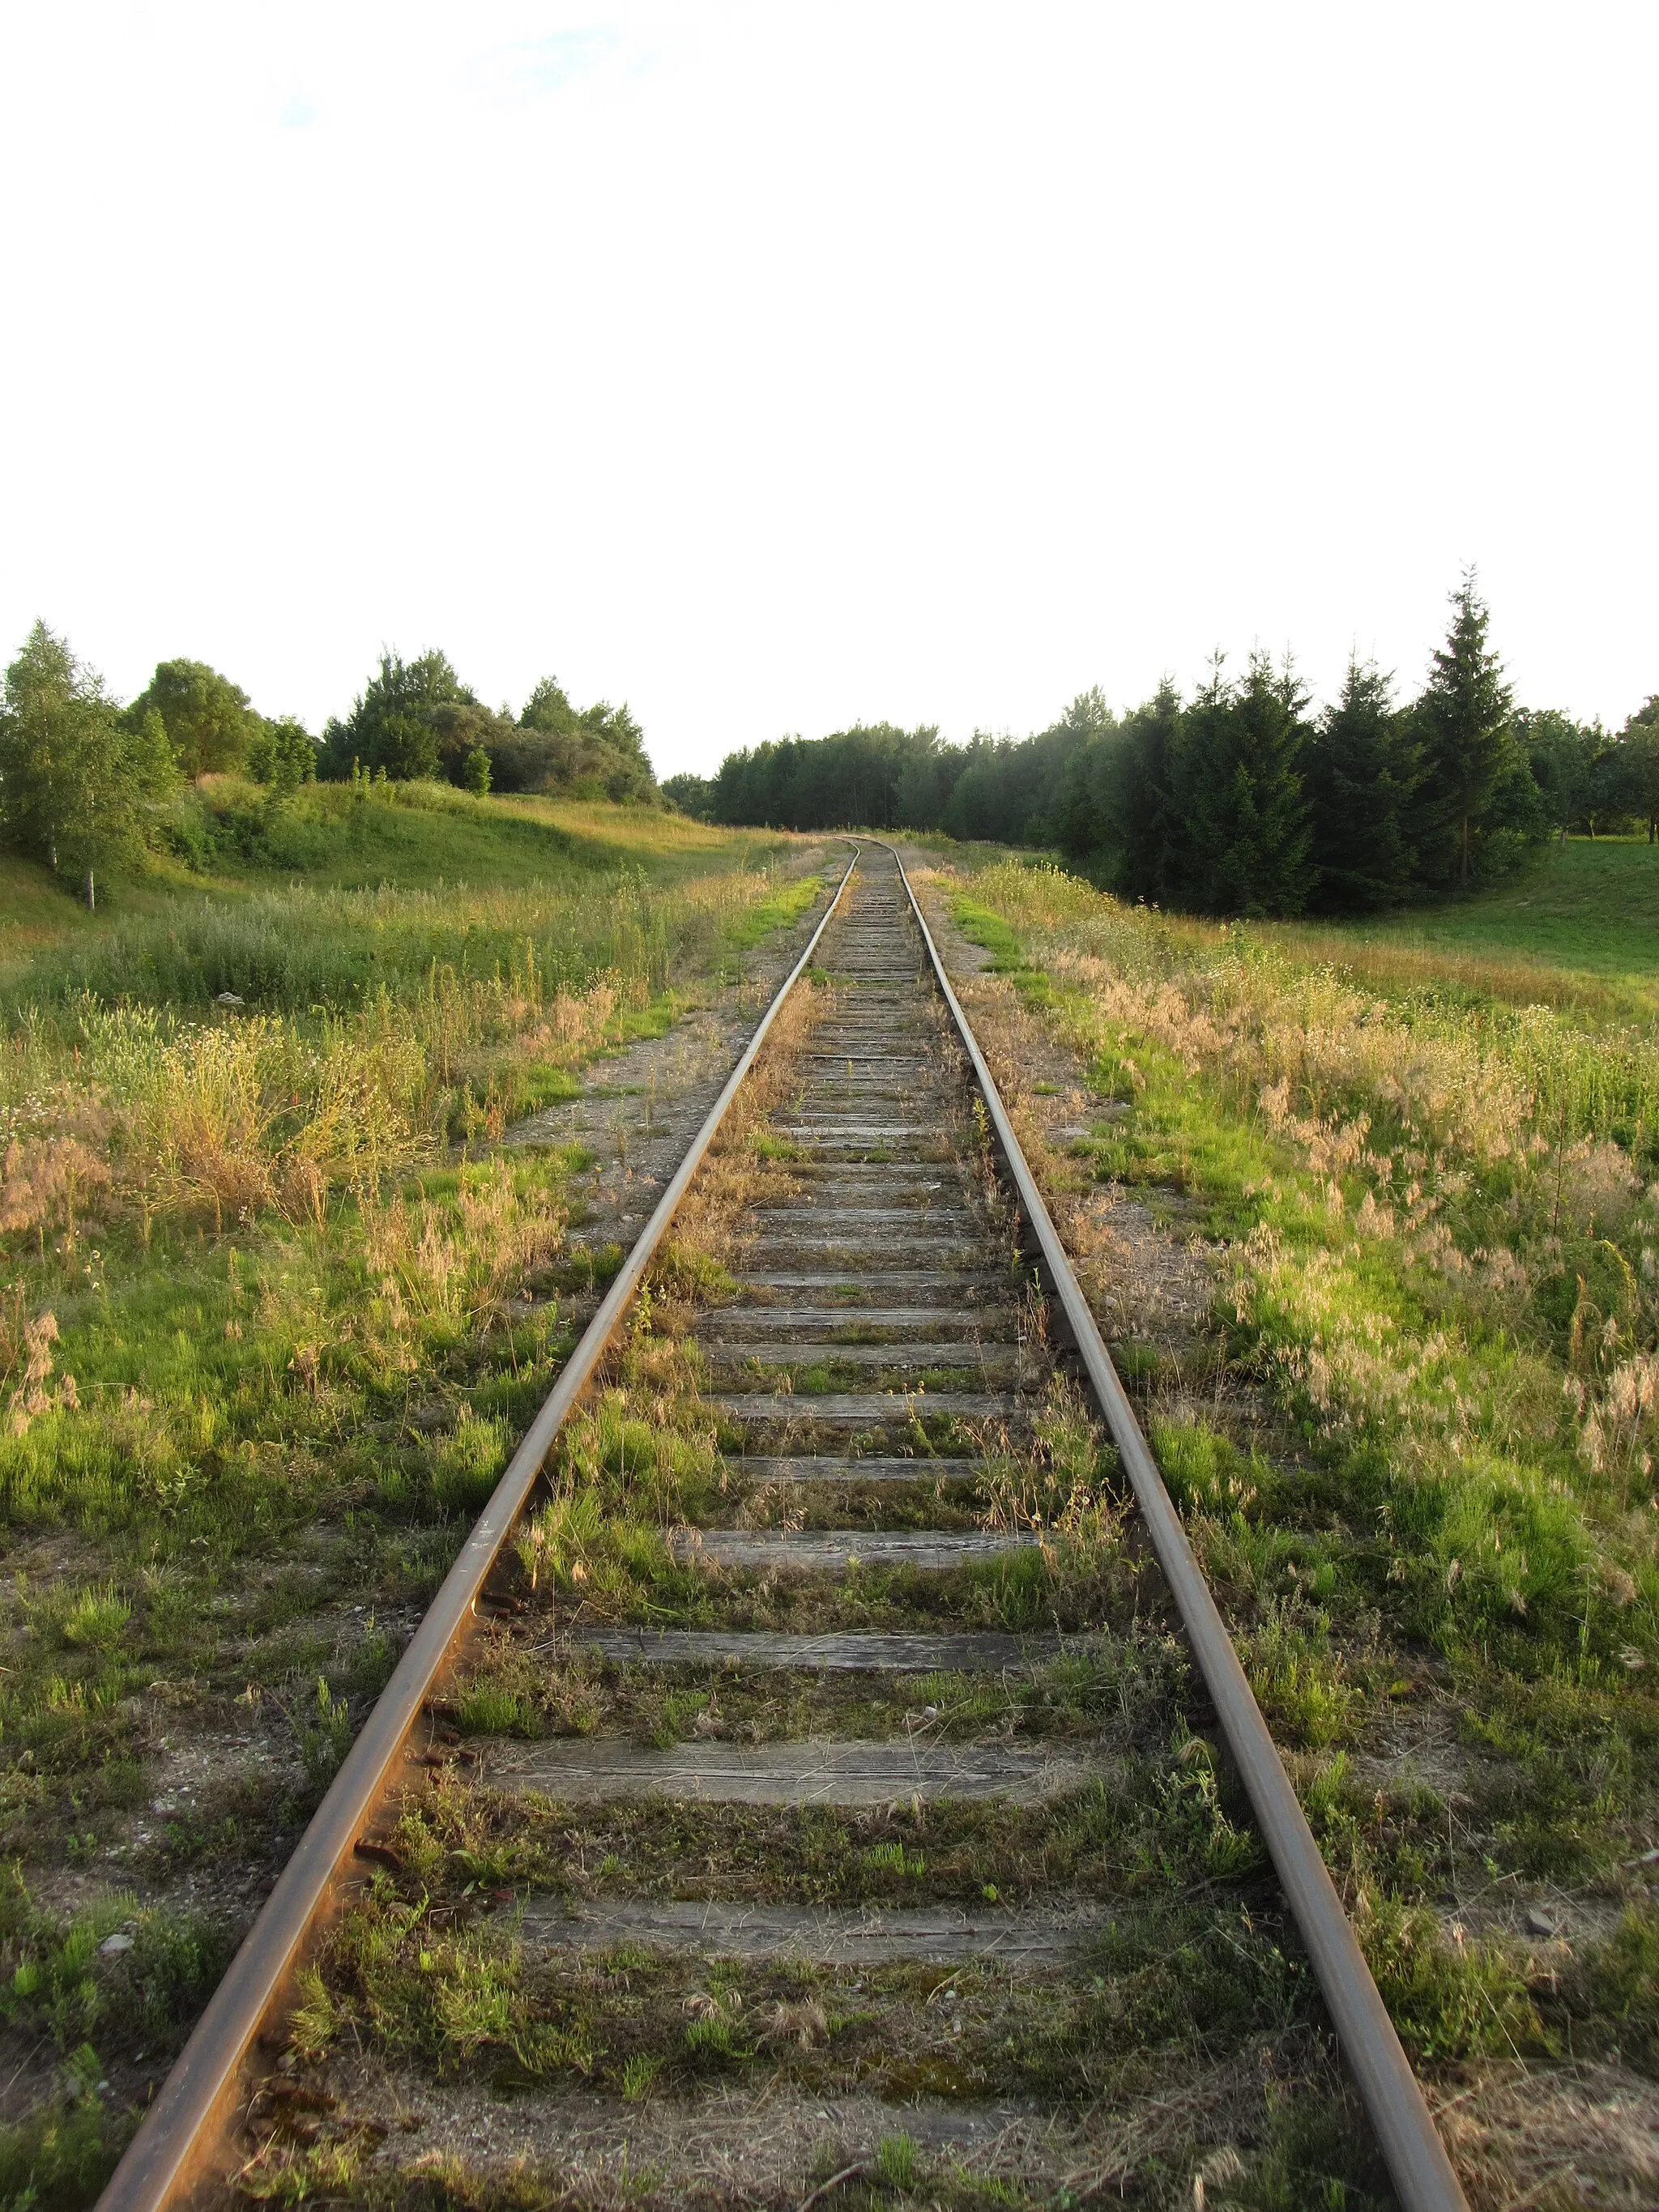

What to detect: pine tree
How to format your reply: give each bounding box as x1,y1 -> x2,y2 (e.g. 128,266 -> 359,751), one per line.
1306,658 -> 1422,910
1415,573 -> 1515,885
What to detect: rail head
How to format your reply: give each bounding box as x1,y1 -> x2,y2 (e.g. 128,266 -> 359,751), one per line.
97,844 -> 862,2212
881,842 -> 1467,2212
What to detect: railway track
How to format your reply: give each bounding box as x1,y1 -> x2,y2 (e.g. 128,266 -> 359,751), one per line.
100,845 -> 1466,2211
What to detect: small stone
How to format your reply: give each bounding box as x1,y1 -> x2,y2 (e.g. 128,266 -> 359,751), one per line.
99,1933 -> 134,1955
1526,1907 -> 1560,1938
215,991 -> 245,1008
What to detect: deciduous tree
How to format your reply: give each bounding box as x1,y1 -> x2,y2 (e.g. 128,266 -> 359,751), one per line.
0,622 -> 173,906
1607,697 -> 1659,842
129,658 -> 258,780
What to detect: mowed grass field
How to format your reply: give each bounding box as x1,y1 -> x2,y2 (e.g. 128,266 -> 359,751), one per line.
0,786 -> 825,2203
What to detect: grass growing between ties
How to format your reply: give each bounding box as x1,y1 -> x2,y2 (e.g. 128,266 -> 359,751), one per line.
0,799 -> 829,2191
915,844 -> 1659,2204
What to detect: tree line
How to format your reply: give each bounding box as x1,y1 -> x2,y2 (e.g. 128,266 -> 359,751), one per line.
0,624 -> 660,905
670,578 -> 1659,915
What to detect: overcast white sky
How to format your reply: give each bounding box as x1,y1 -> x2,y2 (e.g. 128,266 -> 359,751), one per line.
1,3 -> 1654,778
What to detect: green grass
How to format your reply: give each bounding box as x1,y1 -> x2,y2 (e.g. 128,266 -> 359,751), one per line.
933,850 -> 1659,2188
1367,836 -> 1659,973
2,790 -> 802,1018
1257,837 -> 1659,1023
0,793 -> 832,2184
4,778 -> 783,918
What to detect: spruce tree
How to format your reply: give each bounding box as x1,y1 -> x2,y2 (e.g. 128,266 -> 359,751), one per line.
1415,573 -> 1515,885
1306,658 -> 1422,910
1181,652 -> 1315,916
1099,680 -> 1184,902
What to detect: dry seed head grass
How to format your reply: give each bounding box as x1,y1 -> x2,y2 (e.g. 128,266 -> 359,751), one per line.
0,850 -> 815,1252
959,859 -> 1659,1172
1431,2059 -> 1659,2212
942,869 -> 1659,1606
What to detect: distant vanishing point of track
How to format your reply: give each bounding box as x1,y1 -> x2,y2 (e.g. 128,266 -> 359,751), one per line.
100,846 -> 1468,2212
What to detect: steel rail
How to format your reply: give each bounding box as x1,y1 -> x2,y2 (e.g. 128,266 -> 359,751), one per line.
885,842 -> 1468,2212
97,846 -> 862,2212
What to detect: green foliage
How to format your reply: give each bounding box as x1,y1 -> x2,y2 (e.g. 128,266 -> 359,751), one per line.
1604,696 -> 1659,842
127,657 -> 258,780
0,623 -> 174,906
245,714 -> 319,789
1181,653 -> 1316,917
318,653 -> 661,803
876,2133 -> 919,2190
661,771 -> 713,819
0,2048 -> 114,2212
1306,658 -> 1422,911
501,677 -> 658,803
300,1677 -> 353,1788
60,1586 -> 130,1651
431,1411 -> 510,1515
1222,2090 -> 1393,2212
711,722 -> 938,833
321,648 -> 473,783
1574,1906 -> 1659,2069
0,1870 -> 227,2065
703,577 -> 1656,925
1414,569 -> 1518,886
1360,1896 -> 1537,2062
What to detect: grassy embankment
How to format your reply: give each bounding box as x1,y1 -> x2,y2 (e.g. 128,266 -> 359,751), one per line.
1261,835 -> 1659,1025
929,837 -> 1658,2195
0,778 -> 820,2202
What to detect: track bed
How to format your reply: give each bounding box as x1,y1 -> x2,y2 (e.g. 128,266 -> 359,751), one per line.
104,850 -> 1461,2212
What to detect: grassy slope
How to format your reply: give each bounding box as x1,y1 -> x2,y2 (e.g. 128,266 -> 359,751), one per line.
900,832 -> 1658,1021
0,782 -> 779,964
1260,837 -> 1659,1023
1367,836 -> 1659,974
